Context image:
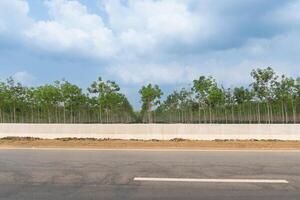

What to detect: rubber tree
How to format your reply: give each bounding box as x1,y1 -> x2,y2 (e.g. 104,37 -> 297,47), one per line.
100,92 -> 133,123
88,77 -> 120,123
88,77 -> 133,123
296,78 -> 300,122
24,87 -> 37,123
118,94 -> 134,123
233,87 -> 253,123
274,75 -> 296,123
296,77 -> 300,101
158,90 -> 181,123
139,84 -> 163,123
193,76 -> 215,123
59,80 -> 86,123
207,84 -> 225,123
5,78 -> 27,123
223,88 -> 235,123
0,81 -> 8,122
34,84 -> 61,123
177,88 -> 194,123
0,67 -> 299,124
250,67 -> 278,123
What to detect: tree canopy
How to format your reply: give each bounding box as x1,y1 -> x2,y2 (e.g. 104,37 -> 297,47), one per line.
0,67 -> 299,124
139,84 -> 163,123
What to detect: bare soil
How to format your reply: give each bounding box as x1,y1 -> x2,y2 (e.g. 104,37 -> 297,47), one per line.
0,137 -> 300,149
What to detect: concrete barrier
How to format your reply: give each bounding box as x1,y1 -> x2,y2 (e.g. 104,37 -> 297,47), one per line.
0,123 -> 299,140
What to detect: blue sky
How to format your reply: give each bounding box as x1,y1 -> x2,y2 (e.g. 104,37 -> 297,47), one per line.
1,0 -> 300,108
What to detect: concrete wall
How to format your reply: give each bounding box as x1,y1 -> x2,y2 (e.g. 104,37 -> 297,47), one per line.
0,124 -> 299,140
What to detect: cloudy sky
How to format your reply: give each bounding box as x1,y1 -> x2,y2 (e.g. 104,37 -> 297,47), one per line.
1,0 -> 300,108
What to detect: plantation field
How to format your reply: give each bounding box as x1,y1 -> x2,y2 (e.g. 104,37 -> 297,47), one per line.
1,67 -> 300,124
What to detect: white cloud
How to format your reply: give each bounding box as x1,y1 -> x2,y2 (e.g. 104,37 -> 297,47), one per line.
24,0 -> 117,58
12,71 -> 35,86
109,64 -> 195,84
104,0 -> 213,55
1,0 -> 300,87
108,27 -> 300,86
0,0 -> 31,34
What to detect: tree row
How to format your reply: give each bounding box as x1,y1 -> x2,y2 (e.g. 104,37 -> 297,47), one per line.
0,67 -> 299,123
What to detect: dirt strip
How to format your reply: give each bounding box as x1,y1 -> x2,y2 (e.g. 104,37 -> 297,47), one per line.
0,137 -> 300,149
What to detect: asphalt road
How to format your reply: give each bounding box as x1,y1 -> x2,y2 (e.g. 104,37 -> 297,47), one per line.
0,149 -> 299,200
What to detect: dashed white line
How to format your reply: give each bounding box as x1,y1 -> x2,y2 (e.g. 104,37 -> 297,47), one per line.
134,177 -> 289,183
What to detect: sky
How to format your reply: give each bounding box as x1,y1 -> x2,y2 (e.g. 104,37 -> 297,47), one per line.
1,0 -> 300,108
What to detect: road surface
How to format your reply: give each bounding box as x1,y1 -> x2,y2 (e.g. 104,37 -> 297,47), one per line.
0,149 -> 299,200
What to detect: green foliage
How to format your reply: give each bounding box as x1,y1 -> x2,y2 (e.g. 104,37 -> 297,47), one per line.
207,85 -> 225,107
234,87 -> 253,104
0,77 -> 134,123
0,67 -> 299,124
88,77 -> 134,123
59,80 -> 86,108
192,76 -> 215,104
35,84 -> 61,108
88,77 -> 120,95
274,75 -> 296,101
250,67 -> 277,101
139,84 -> 163,122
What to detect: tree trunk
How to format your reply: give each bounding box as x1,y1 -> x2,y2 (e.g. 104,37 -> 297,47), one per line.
292,100 -> 296,124
267,102 -> 271,124
203,108 -> 207,123
281,101 -> 285,123
31,106 -> 34,123
209,105 -> 212,124
48,107 -> 51,123
0,107 -> 2,123
79,110 -> 81,123
225,107 -> 228,124
249,102 -> 252,124
99,104 -> 102,123
63,106 -> 66,123
13,105 -> 16,123
70,107 -> 73,123
231,105 -> 234,123
257,103 -> 261,124
284,103 -> 288,124
198,102 -> 201,123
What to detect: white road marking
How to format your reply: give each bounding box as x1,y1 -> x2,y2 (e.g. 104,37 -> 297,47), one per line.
134,177 -> 289,183
1,147 -> 300,152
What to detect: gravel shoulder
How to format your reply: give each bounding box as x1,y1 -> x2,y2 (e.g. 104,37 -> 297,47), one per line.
0,137 -> 300,149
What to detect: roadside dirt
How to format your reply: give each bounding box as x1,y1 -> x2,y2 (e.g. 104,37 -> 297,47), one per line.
0,137 -> 300,149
